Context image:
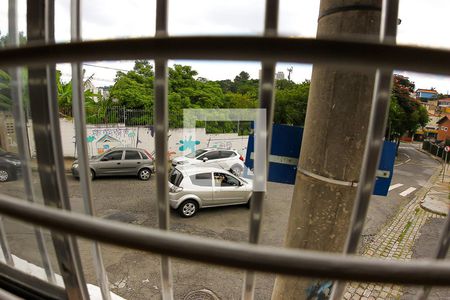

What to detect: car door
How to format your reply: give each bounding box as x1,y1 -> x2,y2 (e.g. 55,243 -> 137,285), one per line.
188,172 -> 214,206
122,150 -> 143,175
96,150 -> 124,175
217,150 -> 237,169
213,172 -> 246,205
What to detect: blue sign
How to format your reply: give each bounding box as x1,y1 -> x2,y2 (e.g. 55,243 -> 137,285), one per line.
245,124 -> 303,184
373,141 -> 396,196
245,124 -> 396,196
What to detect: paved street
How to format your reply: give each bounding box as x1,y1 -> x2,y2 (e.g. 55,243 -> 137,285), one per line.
0,143 -> 443,299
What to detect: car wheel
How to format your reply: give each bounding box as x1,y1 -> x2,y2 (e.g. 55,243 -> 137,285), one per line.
138,168 -> 151,181
178,200 -> 198,218
90,169 -> 95,180
0,168 -> 9,182
231,165 -> 243,177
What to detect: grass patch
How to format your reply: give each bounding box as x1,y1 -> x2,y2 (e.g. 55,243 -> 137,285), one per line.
398,221 -> 412,243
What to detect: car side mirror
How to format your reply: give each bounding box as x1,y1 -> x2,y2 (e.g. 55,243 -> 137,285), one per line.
203,157 -> 208,162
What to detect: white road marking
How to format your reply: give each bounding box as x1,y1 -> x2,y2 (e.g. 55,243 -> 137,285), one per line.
399,187 -> 417,197
389,183 -> 403,191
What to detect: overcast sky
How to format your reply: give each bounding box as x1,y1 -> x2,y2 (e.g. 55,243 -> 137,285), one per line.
1,0 -> 450,92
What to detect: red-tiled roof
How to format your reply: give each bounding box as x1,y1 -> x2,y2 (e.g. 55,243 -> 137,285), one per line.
416,89 -> 438,93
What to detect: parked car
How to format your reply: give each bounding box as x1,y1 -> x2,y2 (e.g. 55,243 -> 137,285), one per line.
71,147 -> 154,180
168,165 -> 253,217
0,148 -> 21,182
171,148 -> 245,176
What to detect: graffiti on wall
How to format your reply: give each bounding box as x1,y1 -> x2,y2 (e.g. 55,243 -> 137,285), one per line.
209,140 -> 233,150
87,128 -> 139,155
177,136 -> 201,154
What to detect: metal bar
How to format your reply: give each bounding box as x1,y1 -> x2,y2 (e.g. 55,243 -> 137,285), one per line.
27,0 -> 89,299
4,37 -> 450,76
154,1 -> 173,299
416,200 -> 450,299
0,0 -> 17,269
0,261 -> 67,300
2,193 -> 450,286
70,0 -> 111,299
8,0 -> 56,284
242,1 -> 279,299
330,1 -> 399,299
0,217 -> 13,266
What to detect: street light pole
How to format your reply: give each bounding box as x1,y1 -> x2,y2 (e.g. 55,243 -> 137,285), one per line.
272,0 -> 381,298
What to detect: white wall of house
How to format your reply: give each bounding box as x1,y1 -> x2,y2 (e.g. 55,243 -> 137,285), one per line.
27,119 -> 249,159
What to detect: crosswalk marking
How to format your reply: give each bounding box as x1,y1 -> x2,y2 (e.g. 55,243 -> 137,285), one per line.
389,183 -> 404,191
399,187 -> 417,197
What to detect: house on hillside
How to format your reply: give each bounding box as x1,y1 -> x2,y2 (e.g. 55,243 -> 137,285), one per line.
436,115 -> 450,142
416,88 -> 438,102
422,99 -> 439,115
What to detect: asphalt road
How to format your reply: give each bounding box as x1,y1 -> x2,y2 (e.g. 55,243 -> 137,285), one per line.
0,143 -> 440,299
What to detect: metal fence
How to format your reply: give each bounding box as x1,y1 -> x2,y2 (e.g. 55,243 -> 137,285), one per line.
1,0 -> 450,300
59,106 -> 153,126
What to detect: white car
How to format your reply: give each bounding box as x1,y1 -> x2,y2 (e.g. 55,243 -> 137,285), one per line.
171,148 -> 245,176
169,165 -> 253,217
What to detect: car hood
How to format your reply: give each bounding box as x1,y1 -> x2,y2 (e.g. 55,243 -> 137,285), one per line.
172,156 -> 191,164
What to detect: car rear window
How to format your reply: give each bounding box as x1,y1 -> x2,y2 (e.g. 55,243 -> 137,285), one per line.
189,172 -> 212,187
125,151 -> 141,160
169,169 -> 184,186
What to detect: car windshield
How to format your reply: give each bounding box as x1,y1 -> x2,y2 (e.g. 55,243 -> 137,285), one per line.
185,149 -> 207,158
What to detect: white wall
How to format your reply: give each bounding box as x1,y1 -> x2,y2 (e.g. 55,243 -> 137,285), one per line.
27,119 -> 249,160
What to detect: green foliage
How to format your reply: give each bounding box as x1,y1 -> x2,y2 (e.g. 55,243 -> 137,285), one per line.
68,60 -> 312,131
274,80 -> 309,125
0,69 -> 11,111
56,70 -> 97,114
388,75 -> 429,139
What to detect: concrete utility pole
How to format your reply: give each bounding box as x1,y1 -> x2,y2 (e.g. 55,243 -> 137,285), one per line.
272,0 -> 381,299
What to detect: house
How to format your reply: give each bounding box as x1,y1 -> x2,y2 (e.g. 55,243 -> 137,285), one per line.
416,88 -> 438,101
95,134 -> 122,154
422,99 -> 439,115
436,115 -> 450,141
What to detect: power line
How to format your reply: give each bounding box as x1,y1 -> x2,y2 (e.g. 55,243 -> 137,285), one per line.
82,63 -> 130,72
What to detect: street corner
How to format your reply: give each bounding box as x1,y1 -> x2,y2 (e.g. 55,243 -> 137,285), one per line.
420,192 -> 450,216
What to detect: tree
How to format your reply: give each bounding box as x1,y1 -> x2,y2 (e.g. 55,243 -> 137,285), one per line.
274,80 -> 309,126
109,60 -> 154,109
0,32 -> 28,111
56,70 -> 96,115
387,74 -> 429,143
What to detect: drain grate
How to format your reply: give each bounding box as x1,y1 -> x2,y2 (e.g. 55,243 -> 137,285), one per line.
183,289 -> 219,300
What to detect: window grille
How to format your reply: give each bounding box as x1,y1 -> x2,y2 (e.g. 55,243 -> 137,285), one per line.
0,0 -> 449,300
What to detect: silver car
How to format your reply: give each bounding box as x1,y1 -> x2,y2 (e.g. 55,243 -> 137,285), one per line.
169,165 -> 253,217
71,147 -> 154,180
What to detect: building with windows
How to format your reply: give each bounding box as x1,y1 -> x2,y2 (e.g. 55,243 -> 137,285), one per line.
416,88 -> 438,101
436,115 -> 450,141
275,71 -> 285,80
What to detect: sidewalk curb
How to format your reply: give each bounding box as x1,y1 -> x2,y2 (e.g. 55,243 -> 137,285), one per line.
420,202 -> 448,216
416,148 -> 444,163
31,167 -> 72,174
417,166 -> 448,216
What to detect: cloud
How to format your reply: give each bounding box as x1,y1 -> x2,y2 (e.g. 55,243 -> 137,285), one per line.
2,0 -> 450,91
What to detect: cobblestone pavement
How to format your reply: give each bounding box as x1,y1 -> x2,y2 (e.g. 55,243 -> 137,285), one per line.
343,189 -> 445,300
